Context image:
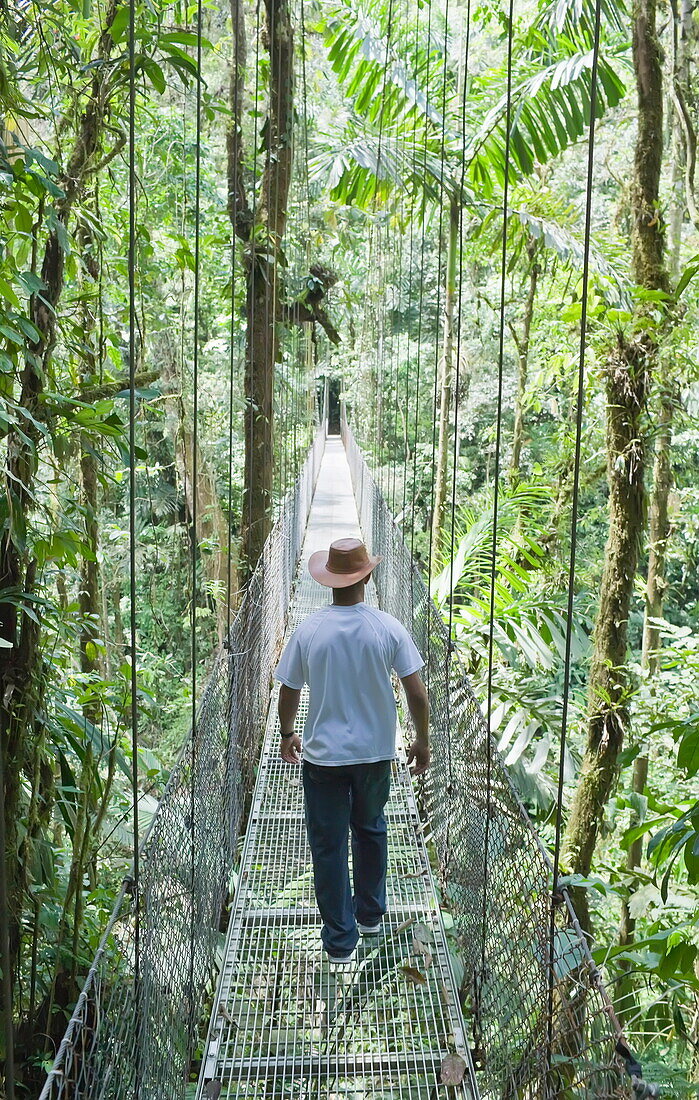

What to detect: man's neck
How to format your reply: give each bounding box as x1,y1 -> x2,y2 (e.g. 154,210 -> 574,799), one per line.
332,581 -> 365,606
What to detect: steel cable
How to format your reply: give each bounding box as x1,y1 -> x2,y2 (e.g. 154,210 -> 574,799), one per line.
425,0 -> 448,597
480,0 -> 515,1054
127,0 -> 140,1090
546,0 -> 605,1068
187,0 -> 203,1064
227,0 -> 242,640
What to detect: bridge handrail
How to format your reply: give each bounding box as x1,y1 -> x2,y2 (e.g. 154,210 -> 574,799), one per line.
38,427 -> 326,1100
341,417 -> 630,1100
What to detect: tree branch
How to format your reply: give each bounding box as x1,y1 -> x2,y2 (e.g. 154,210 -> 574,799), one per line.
76,369 -> 160,405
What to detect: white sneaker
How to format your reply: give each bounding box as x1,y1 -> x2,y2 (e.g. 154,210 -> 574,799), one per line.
326,948 -> 356,964
357,922 -> 381,935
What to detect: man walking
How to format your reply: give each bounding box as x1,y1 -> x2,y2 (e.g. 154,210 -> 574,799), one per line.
274,537 -> 430,964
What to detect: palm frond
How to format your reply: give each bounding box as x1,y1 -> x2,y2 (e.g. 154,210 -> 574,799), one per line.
322,3 -> 446,130
535,0 -> 628,45
309,118 -> 446,209
465,52 -> 627,198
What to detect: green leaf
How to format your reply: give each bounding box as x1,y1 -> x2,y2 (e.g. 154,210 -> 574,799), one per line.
26,148 -> 61,177
53,701 -> 130,778
142,58 -> 166,95
18,270 -> 48,297
0,322 -> 25,345
13,203 -> 34,236
676,717 -> 699,777
109,6 -> 130,43
46,209 -> 72,257
13,315 -> 41,343
620,816 -> 668,851
33,531 -> 90,568
160,30 -> 214,49
552,927 -> 587,980
557,873 -> 611,897
675,255 -> 699,297
0,279 -> 21,308
163,50 -> 199,82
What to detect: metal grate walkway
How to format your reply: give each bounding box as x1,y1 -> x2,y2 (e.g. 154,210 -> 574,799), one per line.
197,438 -> 479,1100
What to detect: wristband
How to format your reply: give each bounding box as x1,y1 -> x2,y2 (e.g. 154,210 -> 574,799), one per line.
280,730 -> 295,740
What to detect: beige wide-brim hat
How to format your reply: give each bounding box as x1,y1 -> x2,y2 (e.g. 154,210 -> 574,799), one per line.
308,538 -> 382,588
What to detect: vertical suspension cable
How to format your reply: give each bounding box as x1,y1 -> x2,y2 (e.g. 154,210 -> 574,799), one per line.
270,0 -> 281,507
445,0 -> 472,802
226,288 -> 236,638
0,690 -> 15,1100
227,0 -> 242,641
127,0 -> 140,1088
402,194 -> 414,529
480,0 -> 515,1036
546,0 -> 604,1066
390,214 -> 404,514
410,0 -> 430,568
300,0 -> 313,447
188,0 -> 203,1056
390,29 -> 408,522
244,0 -> 262,569
374,0 -> 394,493
447,0 -> 471,617
402,0 -> 420,540
396,0 -> 414,531
426,0 -> 448,597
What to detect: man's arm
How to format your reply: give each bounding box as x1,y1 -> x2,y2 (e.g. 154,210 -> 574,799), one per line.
278,684 -> 302,764
400,671 -> 430,775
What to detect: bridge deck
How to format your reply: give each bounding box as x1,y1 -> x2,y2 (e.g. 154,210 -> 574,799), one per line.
197,437 -> 478,1100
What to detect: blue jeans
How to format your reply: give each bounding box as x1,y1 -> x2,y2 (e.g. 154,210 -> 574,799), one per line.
302,759 -> 392,957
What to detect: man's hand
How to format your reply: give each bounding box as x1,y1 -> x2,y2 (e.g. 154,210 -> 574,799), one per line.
407,738 -> 430,776
400,672 -> 430,777
278,685 -> 302,764
280,733 -> 302,764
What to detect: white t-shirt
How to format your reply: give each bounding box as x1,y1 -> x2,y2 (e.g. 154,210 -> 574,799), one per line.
274,602 -> 424,766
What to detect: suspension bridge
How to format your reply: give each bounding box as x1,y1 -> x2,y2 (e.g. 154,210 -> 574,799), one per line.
38,422 -> 642,1100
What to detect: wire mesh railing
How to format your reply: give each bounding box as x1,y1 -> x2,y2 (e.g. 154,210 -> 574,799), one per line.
38,428 -> 326,1100
341,418 -> 631,1100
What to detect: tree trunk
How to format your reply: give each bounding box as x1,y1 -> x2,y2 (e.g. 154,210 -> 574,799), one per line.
564,337 -> 651,930
670,0 -> 699,231
430,195 -> 460,575
616,750 -> 649,1024
159,329 -> 239,643
78,212 -> 103,714
668,139 -> 684,281
510,239 -> 540,477
616,392 -> 673,1021
641,395 -> 674,670
228,0 -> 295,583
563,0 -> 667,933
177,428 -> 239,644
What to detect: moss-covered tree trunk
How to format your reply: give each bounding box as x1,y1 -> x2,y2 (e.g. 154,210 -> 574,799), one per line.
0,0 -> 119,1012
616,391 -> 673,1020
641,395 -> 674,670
228,0 -> 294,582
563,0 -> 668,933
